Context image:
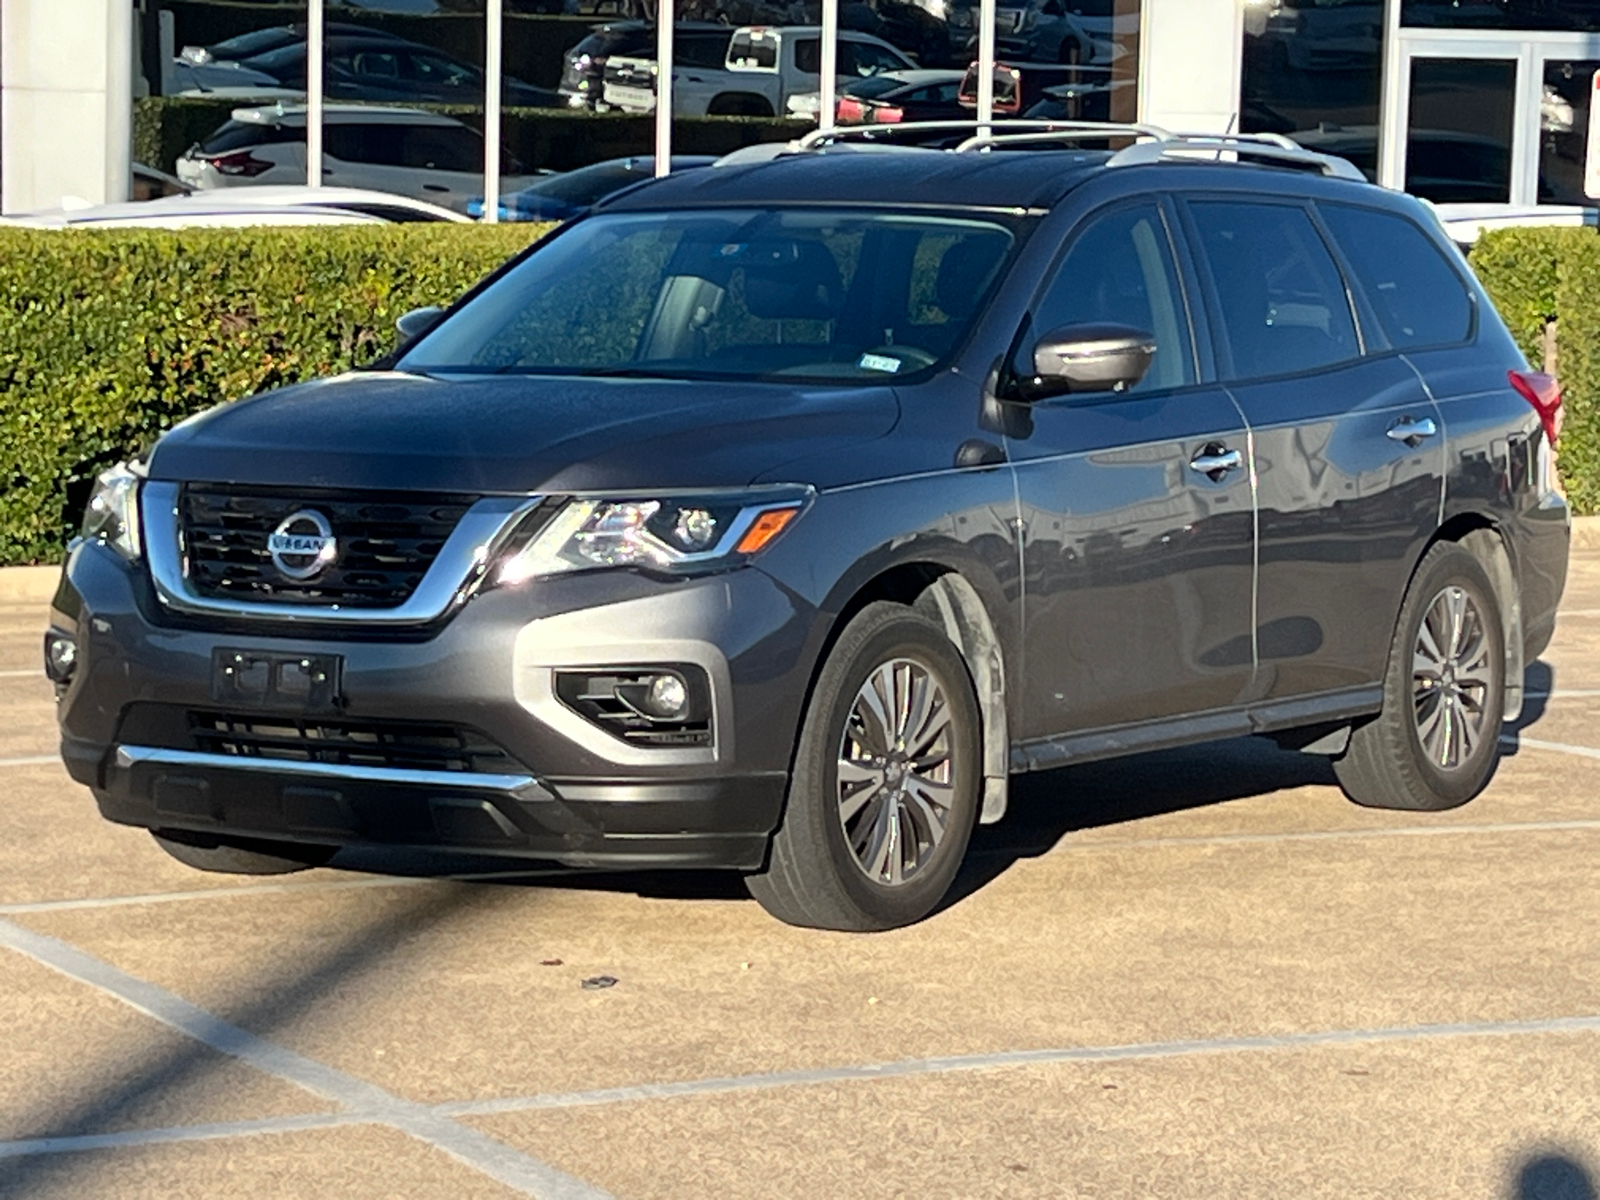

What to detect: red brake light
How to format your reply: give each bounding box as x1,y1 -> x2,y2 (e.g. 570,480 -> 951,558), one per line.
1509,369 -> 1563,446
206,150 -> 273,178
838,96 -> 865,122
873,105 -> 904,124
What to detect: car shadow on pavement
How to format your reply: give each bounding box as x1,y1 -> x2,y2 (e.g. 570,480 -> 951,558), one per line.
1500,659 -> 1555,754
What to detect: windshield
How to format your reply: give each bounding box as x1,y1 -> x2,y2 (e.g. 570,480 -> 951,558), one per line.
517,162 -> 643,206
400,209 -> 1018,384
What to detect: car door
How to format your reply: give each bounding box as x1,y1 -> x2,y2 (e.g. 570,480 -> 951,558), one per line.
1182,195 -> 1445,703
1009,199 -> 1257,742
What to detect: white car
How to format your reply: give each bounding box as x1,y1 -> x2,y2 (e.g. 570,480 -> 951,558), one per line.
155,185 -> 467,223
0,198 -> 386,231
176,104 -> 539,215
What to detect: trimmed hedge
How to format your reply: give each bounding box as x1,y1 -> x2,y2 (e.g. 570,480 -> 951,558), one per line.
1470,226 -> 1600,516
0,224 -> 547,565
134,96 -> 809,175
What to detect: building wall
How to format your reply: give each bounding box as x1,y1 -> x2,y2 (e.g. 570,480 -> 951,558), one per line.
1,0 -> 130,214
1138,0 -> 1244,134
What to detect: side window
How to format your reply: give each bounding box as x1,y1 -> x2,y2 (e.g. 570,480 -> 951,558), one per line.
1030,203 -> 1195,393
1318,204 -> 1473,349
323,124 -> 405,166
794,38 -> 820,74
401,126 -> 481,172
730,31 -> 779,70
1188,200 -> 1360,380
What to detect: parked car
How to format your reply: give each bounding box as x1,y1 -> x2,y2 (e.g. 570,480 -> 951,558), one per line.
978,0 -> 1136,65
604,24 -> 916,116
559,21 -> 734,109
177,105 -> 540,214
599,27 -> 741,111
132,162 -> 191,201
466,155 -> 716,221
178,22 -> 408,66
223,35 -> 560,107
51,126 -> 1568,933
0,199 -> 384,230
1432,202 -> 1600,250
801,67 -> 965,124
958,59 -> 1114,118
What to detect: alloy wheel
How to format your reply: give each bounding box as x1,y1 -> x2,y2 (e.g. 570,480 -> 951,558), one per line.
1412,584 -> 1496,771
836,657 -> 957,886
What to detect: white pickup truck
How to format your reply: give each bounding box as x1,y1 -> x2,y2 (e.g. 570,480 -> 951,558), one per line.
602,25 -> 917,118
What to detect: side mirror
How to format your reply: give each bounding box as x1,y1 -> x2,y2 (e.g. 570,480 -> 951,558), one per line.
395,306 -> 445,346
1016,322 -> 1156,401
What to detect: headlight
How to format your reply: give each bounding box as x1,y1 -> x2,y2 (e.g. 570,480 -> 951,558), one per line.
81,462 -> 143,561
495,488 -> 811,586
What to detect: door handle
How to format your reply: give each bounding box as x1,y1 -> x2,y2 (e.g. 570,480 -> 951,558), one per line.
422,184 -> 450,193
1386,416 -> 1438,446
1189,446 -> 1244,481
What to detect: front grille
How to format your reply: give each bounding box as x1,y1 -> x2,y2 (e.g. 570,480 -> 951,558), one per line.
188,711 -> 528,776
181,485 -> 479,608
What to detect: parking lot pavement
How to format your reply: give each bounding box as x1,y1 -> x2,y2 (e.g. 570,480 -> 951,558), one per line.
3,549 -> 1599,1199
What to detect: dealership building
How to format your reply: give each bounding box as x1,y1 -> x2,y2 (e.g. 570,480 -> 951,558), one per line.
4,0 -> 1600,213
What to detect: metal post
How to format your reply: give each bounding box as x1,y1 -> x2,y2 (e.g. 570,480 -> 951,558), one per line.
655,0 -> 674,176
107,0 -> 135,201
819,0 -> 838,133
484,0 -> 503,222
1377,0 -> 1404,190
977,0 -> 996,135
307,0 -> 324,186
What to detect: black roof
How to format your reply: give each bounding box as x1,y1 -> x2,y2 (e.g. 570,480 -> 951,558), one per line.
600,147 -> 1114,213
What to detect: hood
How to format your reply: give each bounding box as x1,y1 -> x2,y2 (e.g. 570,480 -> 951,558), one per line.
148,370 -> 901,494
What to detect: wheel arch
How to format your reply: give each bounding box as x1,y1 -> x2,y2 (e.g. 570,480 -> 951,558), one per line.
808,560 -> 1013,826
1422,512 -> 1525,721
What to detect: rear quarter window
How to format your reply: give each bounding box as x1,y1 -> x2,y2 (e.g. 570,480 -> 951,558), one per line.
1317,203 -> 1474,349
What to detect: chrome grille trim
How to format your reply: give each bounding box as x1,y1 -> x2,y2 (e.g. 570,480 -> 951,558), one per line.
144,481 -> 543,625
115,744 -> 541,793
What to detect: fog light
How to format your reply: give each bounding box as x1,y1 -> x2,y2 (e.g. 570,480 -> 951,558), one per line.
43,631 -> 77,685
646,673 -> 688,719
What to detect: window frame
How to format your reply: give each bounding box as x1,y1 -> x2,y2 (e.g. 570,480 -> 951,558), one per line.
1011,196 -> 1205,405
1176,193 -> 1370,386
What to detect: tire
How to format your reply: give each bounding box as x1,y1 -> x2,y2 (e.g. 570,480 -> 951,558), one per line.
746,601 -> 982,931
150,828 -> 338,875
1333,541 -> 1506,811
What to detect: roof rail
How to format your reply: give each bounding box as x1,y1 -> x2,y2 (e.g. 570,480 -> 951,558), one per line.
794,119 -> 1171,152
953,123 -> 1171,152
1105,133 -> 1367,181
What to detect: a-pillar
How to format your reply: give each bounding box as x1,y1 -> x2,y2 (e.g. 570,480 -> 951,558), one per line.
1137,0 -> 1244,134
2,0 -> 133,214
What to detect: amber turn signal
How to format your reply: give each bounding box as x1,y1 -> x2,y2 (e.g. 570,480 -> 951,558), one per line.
735,507 -> 801,555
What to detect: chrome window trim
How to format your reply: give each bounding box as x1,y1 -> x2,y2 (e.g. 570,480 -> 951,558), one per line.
143,481 -> 542,625
115,745 -> 542,794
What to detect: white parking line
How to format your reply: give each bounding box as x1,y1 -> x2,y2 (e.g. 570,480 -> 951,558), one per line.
1558,609 -> 1600,618
6,1010 -> 1600,1162
0,669 -> 41,678
1503,734 -> 1600,763
1526,689 -> 1600,699
0,755 -> 58,768
0,919 -> 610,1199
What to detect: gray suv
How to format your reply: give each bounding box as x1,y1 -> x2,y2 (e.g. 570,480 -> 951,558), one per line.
48,125 -> 1570,931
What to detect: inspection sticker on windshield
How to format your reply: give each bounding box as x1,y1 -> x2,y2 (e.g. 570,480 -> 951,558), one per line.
858,353 -> 902,374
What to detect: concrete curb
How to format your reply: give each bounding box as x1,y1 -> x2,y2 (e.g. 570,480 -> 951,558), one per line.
0,565 -> 59,606
1,516 -> 1596,606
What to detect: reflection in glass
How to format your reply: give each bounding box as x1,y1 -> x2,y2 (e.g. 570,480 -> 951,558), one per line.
1540,60 -> 1600,204
1405,57 -> 1516,202
1240,1 -> 1384,169
1402,0 -> 1600,31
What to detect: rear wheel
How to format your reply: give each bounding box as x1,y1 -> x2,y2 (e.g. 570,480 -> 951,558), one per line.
746,602 -> 981,931
149,828 -> 338,875
1333,542 -> 1505,811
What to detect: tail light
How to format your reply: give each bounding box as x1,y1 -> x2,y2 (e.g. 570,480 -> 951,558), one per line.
872,105 -> 905,124
1509,369 -> 1563,446
205,151 -> 273,178
838,96 -> 865,122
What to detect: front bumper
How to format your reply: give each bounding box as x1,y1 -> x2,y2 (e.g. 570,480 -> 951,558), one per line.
52,541 -> 818,870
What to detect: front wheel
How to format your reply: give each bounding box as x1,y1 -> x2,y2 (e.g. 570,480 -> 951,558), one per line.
746,601 -> 982,930
1333,541 -> 1506,811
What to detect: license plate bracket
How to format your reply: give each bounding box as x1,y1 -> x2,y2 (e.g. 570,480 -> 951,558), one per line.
211,649 -> 343,710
